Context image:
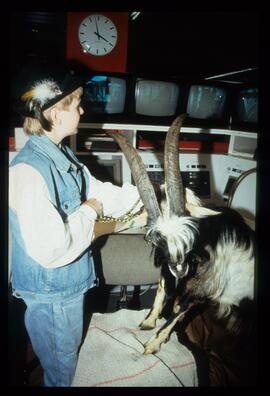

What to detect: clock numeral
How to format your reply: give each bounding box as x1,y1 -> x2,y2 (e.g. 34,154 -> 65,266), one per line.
109,42 -> 113,47
105,19 -> 108,23
96,49 -> 99,55
110,27 -> 115,30
111,35 -> 116,38
104,48 -> 107,53
82,23 -> 87,27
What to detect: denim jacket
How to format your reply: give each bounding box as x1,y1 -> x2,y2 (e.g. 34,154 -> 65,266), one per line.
9,134 -> 97,302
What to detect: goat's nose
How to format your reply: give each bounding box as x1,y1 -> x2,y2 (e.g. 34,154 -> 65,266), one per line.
177,263 -> 189,277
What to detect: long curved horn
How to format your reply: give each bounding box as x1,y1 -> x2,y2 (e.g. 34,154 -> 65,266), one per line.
164,114 -> 187,216
106,131 -> 161,226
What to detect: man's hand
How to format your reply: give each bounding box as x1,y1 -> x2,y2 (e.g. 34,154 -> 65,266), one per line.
83,198 -> 103,218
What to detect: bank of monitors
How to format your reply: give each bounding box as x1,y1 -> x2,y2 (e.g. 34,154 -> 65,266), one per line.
80,71 -> 258,131
133,78 -> 232,128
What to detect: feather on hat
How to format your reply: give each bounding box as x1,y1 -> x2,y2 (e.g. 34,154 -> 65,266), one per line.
21,79 -> 63,111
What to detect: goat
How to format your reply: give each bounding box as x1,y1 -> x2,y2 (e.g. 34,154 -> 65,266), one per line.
106,114 -> 255,355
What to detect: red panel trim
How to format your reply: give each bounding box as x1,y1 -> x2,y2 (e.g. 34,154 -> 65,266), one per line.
66,12 -> 129,72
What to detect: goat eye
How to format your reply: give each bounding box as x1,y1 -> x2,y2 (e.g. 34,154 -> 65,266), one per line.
192,254 -> 202,266
189,254 -> 197,265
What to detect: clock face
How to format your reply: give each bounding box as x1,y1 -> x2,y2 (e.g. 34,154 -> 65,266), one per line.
78,14 -> 118,56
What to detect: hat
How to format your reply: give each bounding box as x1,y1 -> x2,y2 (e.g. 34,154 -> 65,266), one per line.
12,61 -> 84,121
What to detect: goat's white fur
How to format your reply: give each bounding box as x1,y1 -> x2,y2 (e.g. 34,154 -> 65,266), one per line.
152,215 -> 198,264
205,237 -> 254,309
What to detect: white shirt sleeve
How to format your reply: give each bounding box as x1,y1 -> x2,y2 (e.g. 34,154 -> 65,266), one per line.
9,163 -> 143,269
83,165 -> 143,217
9,163 -> 97,269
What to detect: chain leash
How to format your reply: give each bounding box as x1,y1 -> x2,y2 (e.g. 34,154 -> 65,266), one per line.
96,198 -> 143,223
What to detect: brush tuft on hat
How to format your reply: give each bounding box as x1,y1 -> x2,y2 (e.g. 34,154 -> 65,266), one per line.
21,79 -> 62,110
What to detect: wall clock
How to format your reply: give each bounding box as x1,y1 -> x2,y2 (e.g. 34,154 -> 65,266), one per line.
67,12 -> 129,72
78,14 -> 118,56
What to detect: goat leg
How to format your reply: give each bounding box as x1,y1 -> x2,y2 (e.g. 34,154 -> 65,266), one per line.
143,297 -> 195,355
139,277 -> 166,330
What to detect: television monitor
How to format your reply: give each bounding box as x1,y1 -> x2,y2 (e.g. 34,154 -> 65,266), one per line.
184,81 -> 231,128
132,77 -> 185,125
231,86 -> 258,131
81,72 -> 132,123
77,154 -> 123,186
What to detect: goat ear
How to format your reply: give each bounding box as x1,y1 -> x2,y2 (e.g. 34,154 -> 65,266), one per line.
186,203 -> 221,218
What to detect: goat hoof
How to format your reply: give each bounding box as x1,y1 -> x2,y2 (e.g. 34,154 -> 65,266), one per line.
143,345 -> 160,355
139,320 -> 156,330
143,349 -> 153,355
143,344 -> 155,355
139,323 -> 155,330
143,340 -> 160,355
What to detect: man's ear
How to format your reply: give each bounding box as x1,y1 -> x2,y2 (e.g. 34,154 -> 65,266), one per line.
48,107 -> 61,126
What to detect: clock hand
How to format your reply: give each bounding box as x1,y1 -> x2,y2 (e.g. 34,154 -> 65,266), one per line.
94,31 -> 102,40
94,32 -> 109,43
94,17 -> 100,40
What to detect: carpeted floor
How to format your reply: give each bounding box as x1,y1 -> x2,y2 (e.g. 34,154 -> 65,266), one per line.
73,308 -> 198,387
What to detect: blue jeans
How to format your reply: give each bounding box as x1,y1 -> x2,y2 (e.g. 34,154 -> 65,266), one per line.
24,293 -> 84,386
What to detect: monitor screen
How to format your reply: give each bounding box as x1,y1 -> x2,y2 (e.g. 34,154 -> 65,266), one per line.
187,85 -> 227,119
77,155 -> 122,186
135,79 -> 180,116
237,87 -> 258,124
83,75 -> 127,114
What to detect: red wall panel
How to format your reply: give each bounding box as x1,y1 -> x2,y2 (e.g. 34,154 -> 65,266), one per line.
66,12 -> 129,72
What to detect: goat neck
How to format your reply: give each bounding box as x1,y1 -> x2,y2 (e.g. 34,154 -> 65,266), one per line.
164,114 -> 187,217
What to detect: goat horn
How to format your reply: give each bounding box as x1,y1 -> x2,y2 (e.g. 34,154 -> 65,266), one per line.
164,114 -> 187,216
106,131 -> 161,226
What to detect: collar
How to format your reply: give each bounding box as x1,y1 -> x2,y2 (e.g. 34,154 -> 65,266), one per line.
29,134 -> 74,172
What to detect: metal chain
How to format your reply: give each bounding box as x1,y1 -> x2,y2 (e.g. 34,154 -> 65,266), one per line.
96,198 -> 143,223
